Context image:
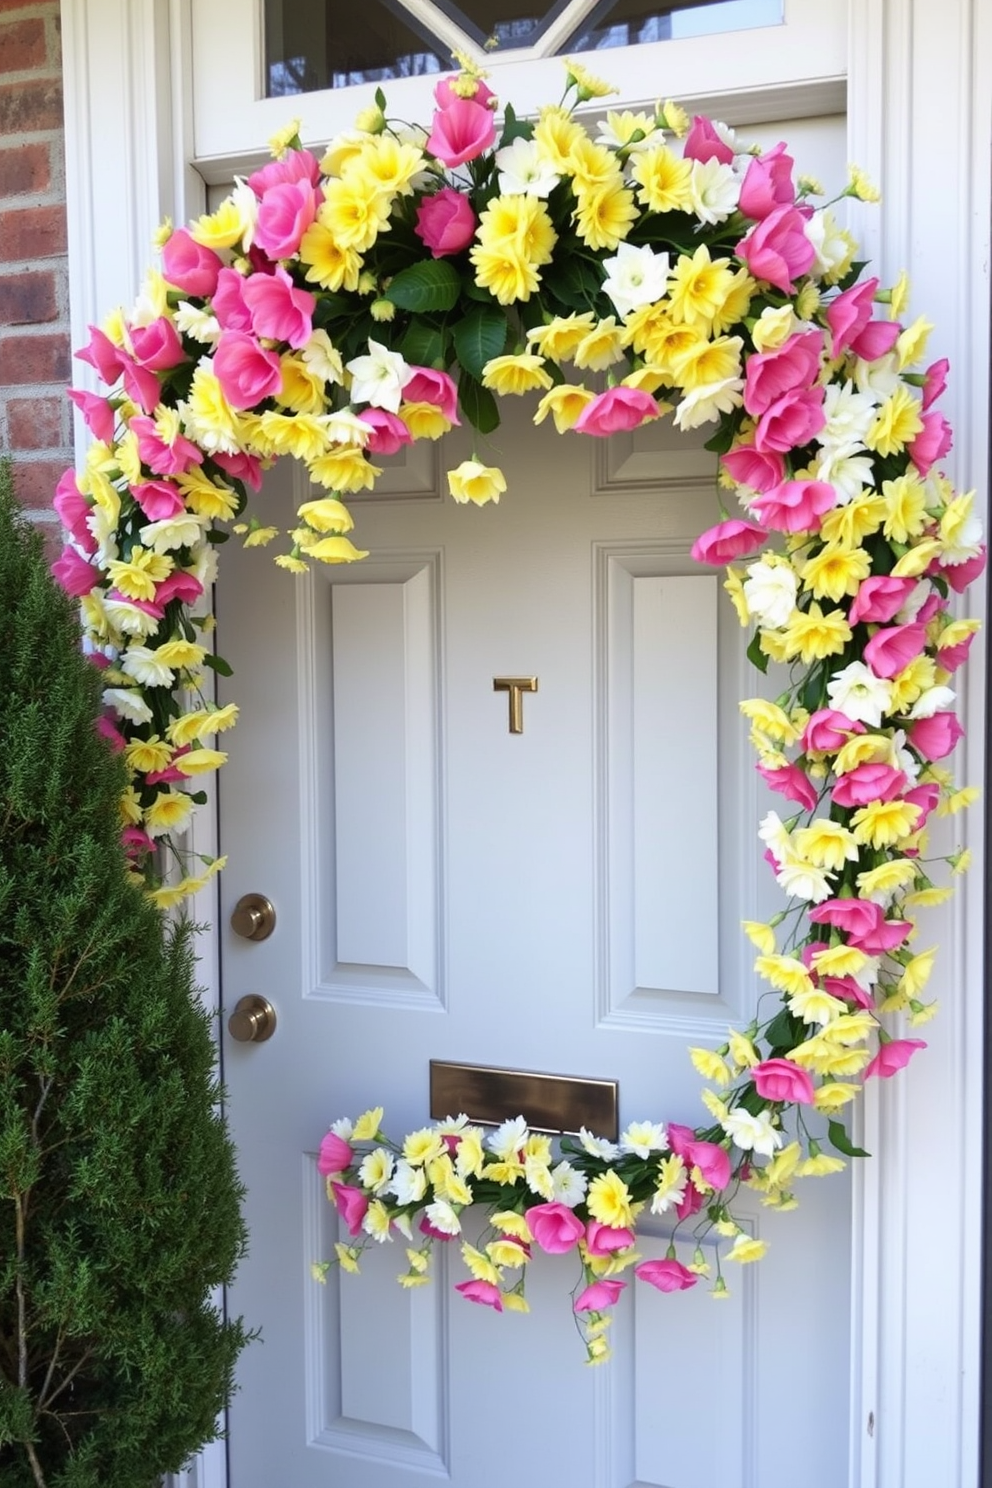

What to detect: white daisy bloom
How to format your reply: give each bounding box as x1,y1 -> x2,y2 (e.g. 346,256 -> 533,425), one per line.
722,1107 -> 783,1157
495,136 -> 561,198
550,1160 -> 588,1207
345,339 -> 413,413
578,1126 -> 619,1160
687,157 -> 740,224
826,660 -> 894,728
619,1120 -> 669,1158
743,558 -> 798,630
486,1116 -> 529,1158
119,646 -> 175,689
102,686 -> 154,725
908,685 -> 957,719
601,242 -> 671,319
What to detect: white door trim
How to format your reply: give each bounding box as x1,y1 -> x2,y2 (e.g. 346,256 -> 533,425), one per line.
60,3 -> 990,1484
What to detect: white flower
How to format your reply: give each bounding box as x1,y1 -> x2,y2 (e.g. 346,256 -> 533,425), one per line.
102,599 -> 160,638
119,645 -> 175,688
940,507 -> 984,566
424,1198 -> 461,1236
87,506 -> 120,567
722,1107 -> 783,1157
601,242 -> 671,319
486,1115 -> 528,1158
357,1147 -> 395,1194
743,558 -> 798,629
387,1160 -> 427,1205
811,445 -> 875,504
188,540 -> 219,589
524,1154 -> 554,1200
895,580 -> 932,622
595,110 -> 658,156
619,1120 -> 669,1158
889,728 -> 921,782
674,377 -> 744,430
550,1160 -> 588,1207
852,352 -> 901,399
908,685 -> 957,719
578,1126 -> 619,1160
775,852 -> 836,903
322,409 -> 372,446
230,177 -> 259,249
805,209 -> 850,280
495,137 -> 560,198
820,382 -> 877,446
301,329 -> 345,386
174,301 -> 221,345
826,660 -> 893,728
330,1117 -> 354,1140
362,1201 -> 392,1243
758,810 -> 792,861
687,158 -> 740,224
140,513 -> 207,553
102,686 -> 154,725
345,339 -> 412,412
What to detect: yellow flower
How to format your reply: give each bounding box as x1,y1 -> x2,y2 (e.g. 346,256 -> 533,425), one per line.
563,57 -> 616,101
847,163 -> 881,202
891,538 -> 944,577
189,198 -> 248,251
461,1243 -> 501,1286
661,99 -> 689,136
669,334 -> 743,392
888,270 -> 911,318
793,819 -> 858,871
573,317 -> 626,371
738,698 -> 799,744
801,543 -> 872,602
710,268 -> 756,336
797,1153 -> 846,1177
353,1106 -> 384,1141
763,1142 -> 801,1189
700,1088 -> 728,1122
155,639 -> 206,670
572,177 -> 638,252
754,955 -> 813,998
106,547 -> 173,602
471,194 -> 557,305
866,386 -> 923,457
667,246 -> 735,329
882,473 -> 928,543
896,315 -> 933,370
124,736 -> 173,774
481,354 -> 553,396
533,384 -> 594,432
533,106 -> 585,173
723,567 -> 749,626
317,173 -> 391,252
447,460 -> 507,507
781,603 -> 852,664
502,1290 -> 530,1313
274,554 -> 309,574
630,145 -> 694,214
751,306 -> 797,353
398,1271 -> 431,1288
742,920 -> 776,955
400,401 -> 451,440
904,885 -> 952,909
349,135 -> 424,199
492,1211 -> 533,1243
728,1030 -> 759,1069
299,223 -> 364,291
813,1082 -> 860,1111
308,448 -> 381,492
851,799 -> 921,849
298,497 -> 354,534
182,366 -> 243,455
587,1170 -> 634,1229
307,536 -> 369,565
176,469 -> 239,521
689,1048 -> 732,1086
487,1237 -> 528,1269
898,947 -> 937,1000
527,313 -> 596,361
788,986 -> 847,1025
820,493 -> 887,547
856,859 -> 918,898
143,790 -> 194,836
276,355 -> 328,416
726,1235 -> 768,1264
268,118 -> 301,159
821,1011 -> 875,1046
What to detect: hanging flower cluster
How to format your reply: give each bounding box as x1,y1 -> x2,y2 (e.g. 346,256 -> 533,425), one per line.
51,53 -> 981,1350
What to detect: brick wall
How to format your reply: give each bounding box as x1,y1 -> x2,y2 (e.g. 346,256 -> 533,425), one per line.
0,0 -> 70,523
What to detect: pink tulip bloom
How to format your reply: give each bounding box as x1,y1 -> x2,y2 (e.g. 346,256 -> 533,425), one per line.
743,330 -> 822,418
67,388 -> 116,443
758,762 -> 819,812
864,1038 -> 927,1081
525,1202 -> 586,1254
690,518 -> 767,565
122,825 -> 156,857
330,1182 -> 369,1237
752,1058 -> 815,1104
851,917 -> 911,956
107,590 -> 164,623
585,1221 -> 635,1256
52,545 -> 98,597
212,267 -> 254,333
574,1278 -> 627,1312
908,411 -> 953,477
359,408 -> 414,455
863,622 -> 927,679
248,148 -> 321,196
825,277 -> 878,357
154,570 -> 203,606
119,354 -> 162,414
415,187 -> 477,258
666,1124 -> 695,1158
938,631 -> 976,672
753,386 -> 825,453
903,781 -> 940,829
129,414 -> 203,476
750,477 -> 835,532
831,761 -> 907,807
96,715 -> 126,752
242,265 -> 315,348
419,1216 -> 458,1241
317,1130 -> 354,1175
849,574 -> 918,625
455,1279 -> 503,1310
635,1258 -> 698,1292
909,711 -> 964,761
802,708 -> 863,752
129,315 -> 187,371
404,366 -> 460,423
213,449 -> 265,491
53,470 -> 96,553
145,756 -> 191,785
721,445 -> 785,493
254,179 -> 318,260
684,1140 -> 732,1191
922,357 -> 950,411
161,227 -> 223,297
426,98 -> 496,167
434,73 -> 496,110
739,141 -> 796,220
809,897 -> 882,939
737,205 -> 815,293
75,324 -> 124,385
214,330 -> 284,408
130,480 -> 187,523
575,385 -> 659,436
849,318 -> 901,362
940,546 -> 986,594
683,115 -> 734,164
821,975 -> 873,1010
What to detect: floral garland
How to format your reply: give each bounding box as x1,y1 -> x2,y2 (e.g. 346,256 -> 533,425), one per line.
53,55 -> 982,1363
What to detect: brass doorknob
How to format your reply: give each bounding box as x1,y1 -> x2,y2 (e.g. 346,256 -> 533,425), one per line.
230,893 -> 276,941
228,995 -> 277,1043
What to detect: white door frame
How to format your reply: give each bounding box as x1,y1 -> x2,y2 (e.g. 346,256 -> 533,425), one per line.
60,3 -> 991,1484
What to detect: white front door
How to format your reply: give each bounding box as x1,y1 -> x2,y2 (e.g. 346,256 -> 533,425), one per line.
218,396 -> 851,1488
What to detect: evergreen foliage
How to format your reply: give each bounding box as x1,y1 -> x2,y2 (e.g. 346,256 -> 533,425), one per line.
0,461 -> 248,1487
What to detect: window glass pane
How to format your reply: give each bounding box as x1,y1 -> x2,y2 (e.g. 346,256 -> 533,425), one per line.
565,0 -> 781,53
265,0 -> 446,96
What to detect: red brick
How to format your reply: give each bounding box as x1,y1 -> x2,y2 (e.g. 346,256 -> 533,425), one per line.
0,141 -> 50,196
0,267 -> 57,323
0,17 -> 47,72
10,458 -> 65,509
0,78 -> 63,135
0,0 -> 52,12
0,330 -> 70,384
0,203 -> 66,261
7,394 -> 65,448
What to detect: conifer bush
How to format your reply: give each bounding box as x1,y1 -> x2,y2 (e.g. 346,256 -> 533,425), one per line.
0,460 -> 248,1487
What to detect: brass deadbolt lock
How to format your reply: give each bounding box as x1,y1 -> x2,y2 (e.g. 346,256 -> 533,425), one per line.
228,994 -> 277,1044
230,893 -> 276,941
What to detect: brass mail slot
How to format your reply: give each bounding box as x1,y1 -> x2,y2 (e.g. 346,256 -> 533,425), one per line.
430,1060 -> 618,1141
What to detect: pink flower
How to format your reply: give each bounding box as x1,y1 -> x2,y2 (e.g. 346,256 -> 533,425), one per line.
737,205 -> 815,294
419,1216 -> 458,1241
940,547 -> 986,593
130,479 -> 186,523
825,277 -> 878,357
51,545 -> 97,597
415,187 -> 477,258
690,518 -> 767,565
242,265 -> 315,348
750,477 -> 835,532
849,574 -> 918,625
574,1279 -> 626,1312
821,975 -> 873,1010
434,73 -> 496,110
525,1202 -> 586,1254
849,318 -> 901,361
119,354 -> 162,414
810,897 -> 882,939
145,749 -> 192,786
162,228 -> 223,297
683,1140 -> 731,1191
683,115 -> 734,165
802,709 -> 864,752
107,589 -> 163,621
248,148 -> 320,197
864,1038 -> 927,1081
938,631 -> 976,672
743,330 -> 822,417
852,917 -> 911,956
908,411 -> 953,477
863,622 -> 927,679
122,825 -> 156,857
129,414 -> 203,476
426,98 -> 496,168
752,1058 -> 815,1104
758,762 -> 819,811
154,570 -> 203,606
404,366 -> 460,423
635,1258 -> 698,1292
831,762 -> 907,807
330,1182 -> 369,1237
575,385 -> 659,436
739,141 -> 795,220
455,1279 -> 503,1310
96,715 -> 126,752
753,386 -> 825,453
129,315 -> 187,371
53,470 -> 95,553
213,449 -> 265,491
585,1221 -> 635,1256
212,268 -> 254,333
317,1130 -> 354,1175
75,324 -> 124,385
666,1123 -> 695,1158
254,179 -> 318,260
903,781 -> 940,829
721,445 -> 785,493
67,388 -> 116,443
908,711 -> 964,761
358,408 -> 414,455
922,357 -> 950,411
213,330 -> 284,409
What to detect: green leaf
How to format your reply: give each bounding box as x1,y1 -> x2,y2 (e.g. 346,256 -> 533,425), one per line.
458,374 -> 500,435
551,255 -> 604,312
827,1119 -> 870,1159
498,102 -> 533,147
399,318 -> 447,368
746,630 -> 769,674
764,1008 -> 799,1053
374,86 -> 387,112
202,653 -> 234,678
452,306 -> 509,382
385,260 -> 462,313
703,407 -> 743,455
